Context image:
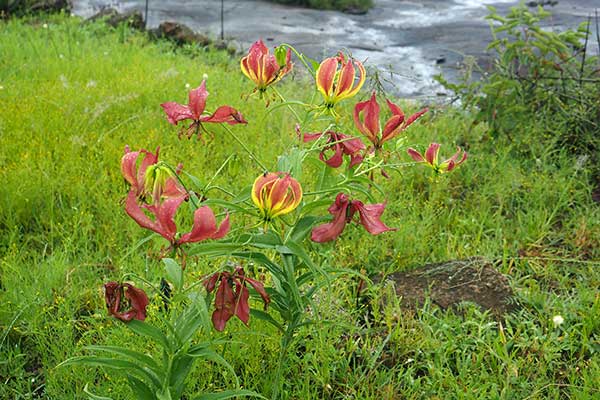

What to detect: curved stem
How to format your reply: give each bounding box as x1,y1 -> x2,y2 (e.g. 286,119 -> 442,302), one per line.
162,163 -> 200,209
221,124 -> 269,171
271,86 -> 302,123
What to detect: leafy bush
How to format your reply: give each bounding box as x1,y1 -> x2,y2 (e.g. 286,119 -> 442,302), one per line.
267,0 -> 373,12
438,5 -> 600,161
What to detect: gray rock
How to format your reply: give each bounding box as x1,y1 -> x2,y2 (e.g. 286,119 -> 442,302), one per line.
155,21 -> 211,47
379,258 -> 518,317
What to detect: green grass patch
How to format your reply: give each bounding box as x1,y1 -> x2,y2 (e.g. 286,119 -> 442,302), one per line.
0,14 -> 598,399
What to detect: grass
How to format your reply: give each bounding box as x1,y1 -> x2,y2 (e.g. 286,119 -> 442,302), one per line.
0,14 -> 599,399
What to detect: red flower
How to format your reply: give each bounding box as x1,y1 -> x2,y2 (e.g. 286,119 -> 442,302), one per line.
125,190 -> 230,247
104,282 -> 149,322
311,193 -> 395,243
301,129 -> 365,168
354,92 -> 427,151
161,80 -> 247,138
204,266 -> 270,332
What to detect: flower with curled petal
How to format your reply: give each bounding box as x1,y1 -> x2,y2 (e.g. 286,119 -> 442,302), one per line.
311,193 -> 395,243
104,281 -> 149,322
251,172 -> 302,222
121,146 -> 186,204
241,39 -> 292,93
316,53 -> 366,108
161,80 -> 247,138
407,143 -> 467,174
354,92 -> 428,152
125,190 -> 229,247
204,266 -> 270,332
301,129 -> 365,168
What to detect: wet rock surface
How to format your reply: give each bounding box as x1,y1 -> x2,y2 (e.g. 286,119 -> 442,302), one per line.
71,0 -> 599,98
381,258 -> 518,316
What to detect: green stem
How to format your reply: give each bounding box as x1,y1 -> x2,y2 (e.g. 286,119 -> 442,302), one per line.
280,43 -> 315,78
271,323 -> 295,400
271,86 -> 302,123
221,124 -> 269,171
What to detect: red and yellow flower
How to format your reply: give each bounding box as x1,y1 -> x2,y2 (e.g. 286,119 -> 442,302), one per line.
316,53 -> 366,108
241,39 -> 292,93
407,143 -> 467,174
354,92 -> 428,151
251,172 -> 302,221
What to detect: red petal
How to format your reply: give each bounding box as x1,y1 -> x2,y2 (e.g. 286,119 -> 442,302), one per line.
386,99 -> 405,120
353,201 -> 396,235
125,190 -> 169,240
334,57 -> 355,98
381,114 -> 404,143
203,272 -> 221,293
425,143 -> 440,165
154,196 -> 185,242
404,108 -> 428,128
200,105 -> 247,125
160,102 -> 193,125
320,142 -> 344,168
316,57 -> 338,98
179,206 -> 228,244
188,80 -> 209,120
121,149 -> 140,188
243,276 -> 271,309
407,148 -> 425,162
311,193 -> 350,243
123,283 -> 149,321
233,282 -> 250,325
353,98 -> 378,145
212,277 -> 235,331
104,281 -> 122,317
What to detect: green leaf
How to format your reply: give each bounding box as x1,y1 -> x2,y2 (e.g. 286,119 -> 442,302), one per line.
230,252 -> 284,281
85,345 -> 161,375
174,292 -> 211,344
126,320 -> 171,352
163,258 -> 183,292
281,240 -> 326,280
202,198 -> 254,216
127,375 -> 156,400
83,384 -> 113,400
250,309 -> 283,332
169,353 -> 193,399
186,346 -> 239,386
193,389 -> 267,400
186,242 -> 245,257
156,387 -> 173,400
287,215 -> 320,243
60,356 -> 161,389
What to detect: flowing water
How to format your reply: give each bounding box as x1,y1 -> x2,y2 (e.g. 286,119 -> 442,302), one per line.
72,0 -> 599,99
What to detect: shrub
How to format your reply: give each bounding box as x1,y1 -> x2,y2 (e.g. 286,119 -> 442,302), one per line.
438,5 -> 600,162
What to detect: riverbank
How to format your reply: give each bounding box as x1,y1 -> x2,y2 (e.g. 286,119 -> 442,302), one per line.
71,0 -> 599,99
